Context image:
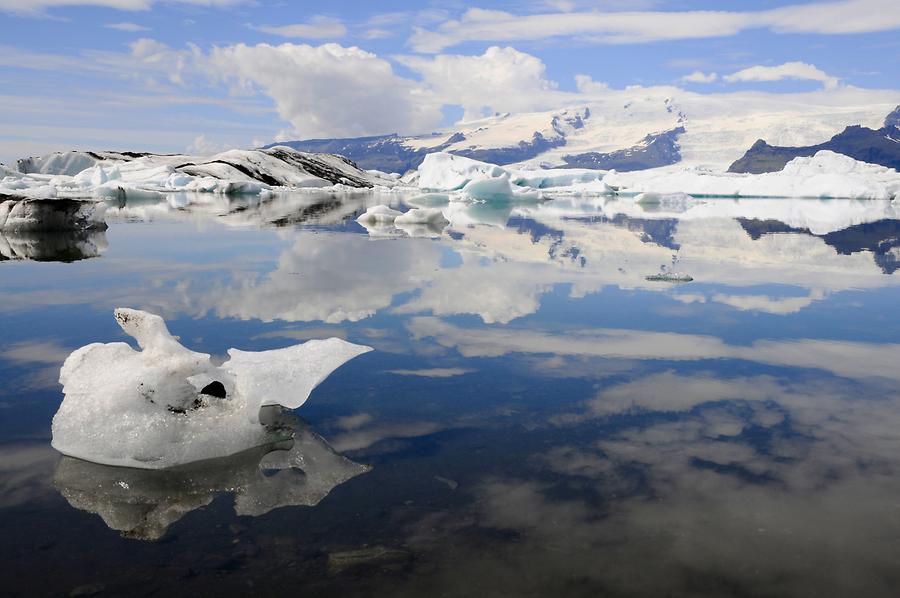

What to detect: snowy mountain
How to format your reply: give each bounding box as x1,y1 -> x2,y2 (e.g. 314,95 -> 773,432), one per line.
272,90 -> 899,174
268,108 -> 586,173
728,123 -> 900,174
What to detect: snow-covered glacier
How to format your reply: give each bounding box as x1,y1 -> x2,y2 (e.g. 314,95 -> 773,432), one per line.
2,146 -> 395,200
52,308 -> 371,469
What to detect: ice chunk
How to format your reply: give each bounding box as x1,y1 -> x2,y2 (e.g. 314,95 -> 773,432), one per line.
417,152 -> 509,191
54,410 -> 369,539
394,207 -> 448,227
52,309 -> 372,469
459,174 -> 542,202
356,204 -> 402,224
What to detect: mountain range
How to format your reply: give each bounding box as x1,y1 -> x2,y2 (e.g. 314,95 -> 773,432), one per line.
269,89 -> 899,175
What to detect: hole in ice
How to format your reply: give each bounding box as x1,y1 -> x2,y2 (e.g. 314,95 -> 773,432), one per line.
200,380 -> 227,398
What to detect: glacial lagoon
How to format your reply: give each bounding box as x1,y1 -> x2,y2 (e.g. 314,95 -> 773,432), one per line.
2,191 -> 900,596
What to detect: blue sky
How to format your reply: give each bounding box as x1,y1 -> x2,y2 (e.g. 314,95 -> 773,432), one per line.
0,0 -> 898,161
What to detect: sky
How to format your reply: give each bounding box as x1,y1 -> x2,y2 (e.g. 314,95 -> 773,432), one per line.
0,0 -> 898,162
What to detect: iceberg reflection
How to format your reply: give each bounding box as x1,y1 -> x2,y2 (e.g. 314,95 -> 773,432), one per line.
53,409 -> 369,541
0,229 -> 107,262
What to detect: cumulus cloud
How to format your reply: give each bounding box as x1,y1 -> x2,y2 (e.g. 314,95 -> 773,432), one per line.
409,0 -> 900,52
681,70 -> 718,83
396,46 -> 567,120
250,16 -> 347,39
723,61 -> 840,90
207,42 -> 442,138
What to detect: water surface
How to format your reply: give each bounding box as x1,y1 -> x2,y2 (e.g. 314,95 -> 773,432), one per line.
2,191 -> 899,597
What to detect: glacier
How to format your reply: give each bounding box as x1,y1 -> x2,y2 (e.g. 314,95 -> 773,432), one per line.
51,308 -> 372,469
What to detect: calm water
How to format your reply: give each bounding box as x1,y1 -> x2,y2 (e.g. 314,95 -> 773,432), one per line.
2,191 -> 900,597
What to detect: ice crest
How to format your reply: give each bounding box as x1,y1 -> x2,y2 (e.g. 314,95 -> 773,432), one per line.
51,308 -> 372,469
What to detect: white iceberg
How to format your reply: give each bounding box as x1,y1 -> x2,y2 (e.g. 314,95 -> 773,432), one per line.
416,150 -> 899,201
416,152 -> 605,200
417,152 -> 509,191
2,147 -> 396,200
356,204 -> 402,224
52,308 -> 372,469
607,151 -> 900,200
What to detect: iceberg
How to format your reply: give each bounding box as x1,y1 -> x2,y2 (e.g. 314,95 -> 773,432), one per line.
607,151 -> 900,200
51,308 -> 372,469
415,150 -> 899,201
356,204 -> 449,238
1,147 -> 397,200
416,152 -> 606,200
356,204 -> 402,224
54,410 -> 369,540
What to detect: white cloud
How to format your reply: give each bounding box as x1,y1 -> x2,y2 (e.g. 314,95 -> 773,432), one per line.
361,28 -> 393,40
681,70 -> 718,83
104,21 -> 150,31
207,42 -> 442,139
0,0 -> 246,16
724,61 -> 840,90
409,0 -> 900,52
251,16 -> 347,40
186,133 -> 235,154
396,46 -> 567,120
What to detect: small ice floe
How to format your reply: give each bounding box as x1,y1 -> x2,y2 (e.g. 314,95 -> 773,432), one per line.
54,410 -> 369,540
356,204 -> 402,225
357,204 -> 449,238
0,196 -> 108,232
51,308 -> 372,469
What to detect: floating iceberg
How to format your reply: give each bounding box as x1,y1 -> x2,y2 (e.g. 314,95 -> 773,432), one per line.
356,204 -> 449,238
416,150 -> 899,201
394,207 -> 448,227
0,196 -> 107,232
54,410 -> 369,540
52,309 -> 372,469
2,147 -> 396,200
607,151 -> 900,199
416,152 -> 607,200
356,204 -> 402,224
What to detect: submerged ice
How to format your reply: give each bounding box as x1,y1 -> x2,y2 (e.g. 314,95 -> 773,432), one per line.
51,308 -> 372,469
